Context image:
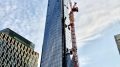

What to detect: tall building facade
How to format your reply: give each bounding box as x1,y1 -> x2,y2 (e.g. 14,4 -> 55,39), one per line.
115,34 -> 120,54
0,28 -> 39,67
40,0 -> 67,67
40,0 -> 75,66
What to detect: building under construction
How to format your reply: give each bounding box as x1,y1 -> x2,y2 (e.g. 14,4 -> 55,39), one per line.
40,0 -> 79,67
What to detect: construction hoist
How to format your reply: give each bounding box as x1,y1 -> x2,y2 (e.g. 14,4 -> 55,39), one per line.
65,0 -> 79,67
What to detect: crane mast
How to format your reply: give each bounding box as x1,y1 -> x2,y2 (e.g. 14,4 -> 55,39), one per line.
68,0 -> 79,67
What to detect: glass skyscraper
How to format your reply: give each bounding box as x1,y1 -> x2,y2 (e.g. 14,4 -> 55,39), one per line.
40,0 -> 74,67
40,0 -> 67,67
0,28 -> 39,67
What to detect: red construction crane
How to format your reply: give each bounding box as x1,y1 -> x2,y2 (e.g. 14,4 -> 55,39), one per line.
68,0 -> 79,67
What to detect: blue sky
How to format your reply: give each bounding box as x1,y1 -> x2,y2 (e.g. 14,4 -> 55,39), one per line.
0,0 -> 120,67
0,0 -> 48,67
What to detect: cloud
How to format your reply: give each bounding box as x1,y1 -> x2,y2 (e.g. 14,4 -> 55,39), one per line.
0,0 -> 48,67
79,56 -> 91,67
72,0 -> 120,48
